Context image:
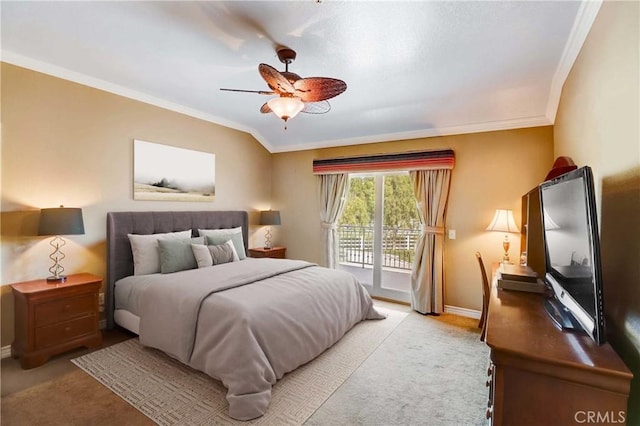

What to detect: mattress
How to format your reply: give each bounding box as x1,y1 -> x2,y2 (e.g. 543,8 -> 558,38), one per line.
114,272 -> 157,334
114,273 -> 149,317
114,309 -> 140,334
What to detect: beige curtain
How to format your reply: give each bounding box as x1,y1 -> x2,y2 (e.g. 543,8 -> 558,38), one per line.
410,169 -> 452,314
317,174 -> 350,268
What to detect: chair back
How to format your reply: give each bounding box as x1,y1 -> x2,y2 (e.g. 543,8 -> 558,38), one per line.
476,252 -> 490,341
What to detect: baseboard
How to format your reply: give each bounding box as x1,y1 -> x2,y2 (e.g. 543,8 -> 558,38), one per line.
1,345 -> 11,359
372,299 -> 481,319
372,296 -> 410,306
445,305 -> 481,320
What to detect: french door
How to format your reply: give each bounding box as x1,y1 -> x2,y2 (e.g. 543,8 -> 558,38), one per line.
338,172 -> 419,303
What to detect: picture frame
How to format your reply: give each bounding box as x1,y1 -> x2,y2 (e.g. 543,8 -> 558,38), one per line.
133,139 -> 215,202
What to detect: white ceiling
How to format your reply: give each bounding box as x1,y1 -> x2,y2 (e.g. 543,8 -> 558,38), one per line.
1,1 -> 601,153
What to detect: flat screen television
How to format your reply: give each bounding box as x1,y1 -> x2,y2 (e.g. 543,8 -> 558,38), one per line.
539,165 -> 606,345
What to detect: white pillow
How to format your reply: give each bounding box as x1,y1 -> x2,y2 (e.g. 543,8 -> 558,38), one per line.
191,240 -> 239,268
128,230 -> 192,275
197,227 -> 246,260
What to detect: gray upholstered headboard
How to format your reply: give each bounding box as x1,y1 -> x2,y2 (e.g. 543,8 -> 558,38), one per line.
106,210 -> 249,329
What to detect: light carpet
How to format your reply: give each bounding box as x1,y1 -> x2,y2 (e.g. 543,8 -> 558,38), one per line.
306,312 -> 491,425
71,308 -> 407,426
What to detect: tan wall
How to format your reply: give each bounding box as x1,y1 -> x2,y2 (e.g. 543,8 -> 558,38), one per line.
0,63 -> 272,346
272,127 -> 554,312
554,1 -> 639,421
554,1 -> 639,200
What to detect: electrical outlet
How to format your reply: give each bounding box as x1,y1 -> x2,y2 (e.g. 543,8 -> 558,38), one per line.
98,292 -> 105,306
448,229 -> 456,240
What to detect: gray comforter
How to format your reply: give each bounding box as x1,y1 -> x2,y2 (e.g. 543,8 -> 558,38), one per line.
132,258 -> 384,420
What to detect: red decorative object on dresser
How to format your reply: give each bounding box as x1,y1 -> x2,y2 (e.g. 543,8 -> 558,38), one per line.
544,156 -> 578,181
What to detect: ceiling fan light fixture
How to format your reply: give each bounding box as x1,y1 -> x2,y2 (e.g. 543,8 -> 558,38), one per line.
267,96 -> 304,122
221,49 -> 346,127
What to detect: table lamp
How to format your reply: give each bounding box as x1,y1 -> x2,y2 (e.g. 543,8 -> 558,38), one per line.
38,206 -> 85,282
259,210 -> 281,250
485,209 -> 518,263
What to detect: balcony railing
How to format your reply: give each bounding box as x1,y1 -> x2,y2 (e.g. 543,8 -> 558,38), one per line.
338,224 -> 421,270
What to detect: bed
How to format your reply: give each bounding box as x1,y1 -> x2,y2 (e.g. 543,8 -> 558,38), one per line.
106,210 -> 384,421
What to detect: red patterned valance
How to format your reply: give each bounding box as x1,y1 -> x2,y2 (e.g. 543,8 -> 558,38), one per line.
313,149 -> 455,175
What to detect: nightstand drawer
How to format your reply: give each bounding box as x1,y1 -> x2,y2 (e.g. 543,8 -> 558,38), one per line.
35,293 -> 95,326
35,315 -> 96,349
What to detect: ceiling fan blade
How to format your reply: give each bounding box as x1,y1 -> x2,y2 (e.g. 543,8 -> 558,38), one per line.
294,77 -> 347,102
260,102 -> 272,114
259,64 -> 295,94
302,100 -> 331,114
220,88 -> 275,95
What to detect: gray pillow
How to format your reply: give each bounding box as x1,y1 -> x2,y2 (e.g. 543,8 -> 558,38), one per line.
198,227 -> 246,260
208,243 -> 235,265
192,240 -> 238,268
158,237 -> 205,274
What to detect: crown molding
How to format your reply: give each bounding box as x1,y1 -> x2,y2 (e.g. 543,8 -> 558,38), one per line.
271,115 -> 552,153
3,43 -> 566,155
546,0 -> 603,123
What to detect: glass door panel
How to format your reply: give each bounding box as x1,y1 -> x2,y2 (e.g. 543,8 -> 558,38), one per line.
338,176 -> 374,288
338,173 -> 417,303
381,174 -> 419,298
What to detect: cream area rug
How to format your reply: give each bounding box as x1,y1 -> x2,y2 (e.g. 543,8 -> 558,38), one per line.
71,308 -> 407,426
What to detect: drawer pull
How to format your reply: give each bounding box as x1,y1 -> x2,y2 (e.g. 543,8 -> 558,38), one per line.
64,304 -> 72,310
486,380 -> 491,387
64,327 -> 71,332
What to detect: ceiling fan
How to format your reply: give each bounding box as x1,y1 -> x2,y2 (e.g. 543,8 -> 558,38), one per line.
220,47 -> 347,128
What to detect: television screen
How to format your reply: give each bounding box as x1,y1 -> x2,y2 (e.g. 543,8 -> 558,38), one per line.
539,166 -> 605,345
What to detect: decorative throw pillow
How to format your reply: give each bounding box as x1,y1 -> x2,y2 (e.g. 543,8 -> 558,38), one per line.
158,237 -> 205,274
207,243 -> 235,265
191,240 -> 237,268
128,230 -> 192,275
197,227 -> 246,260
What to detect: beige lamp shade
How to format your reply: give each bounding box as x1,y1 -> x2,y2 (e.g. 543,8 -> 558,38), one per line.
486,209 -> 518,263
485,209 -> 518,233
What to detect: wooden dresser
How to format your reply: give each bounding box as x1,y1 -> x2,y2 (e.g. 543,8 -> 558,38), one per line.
11,273 -> 103,369
485,275 -> 633,425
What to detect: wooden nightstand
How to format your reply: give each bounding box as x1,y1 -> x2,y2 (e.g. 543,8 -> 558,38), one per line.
11,273 -> 103,369
248,247 -> 286,259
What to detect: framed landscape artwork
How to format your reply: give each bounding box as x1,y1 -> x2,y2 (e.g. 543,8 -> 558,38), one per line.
134,139 -> 215,201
